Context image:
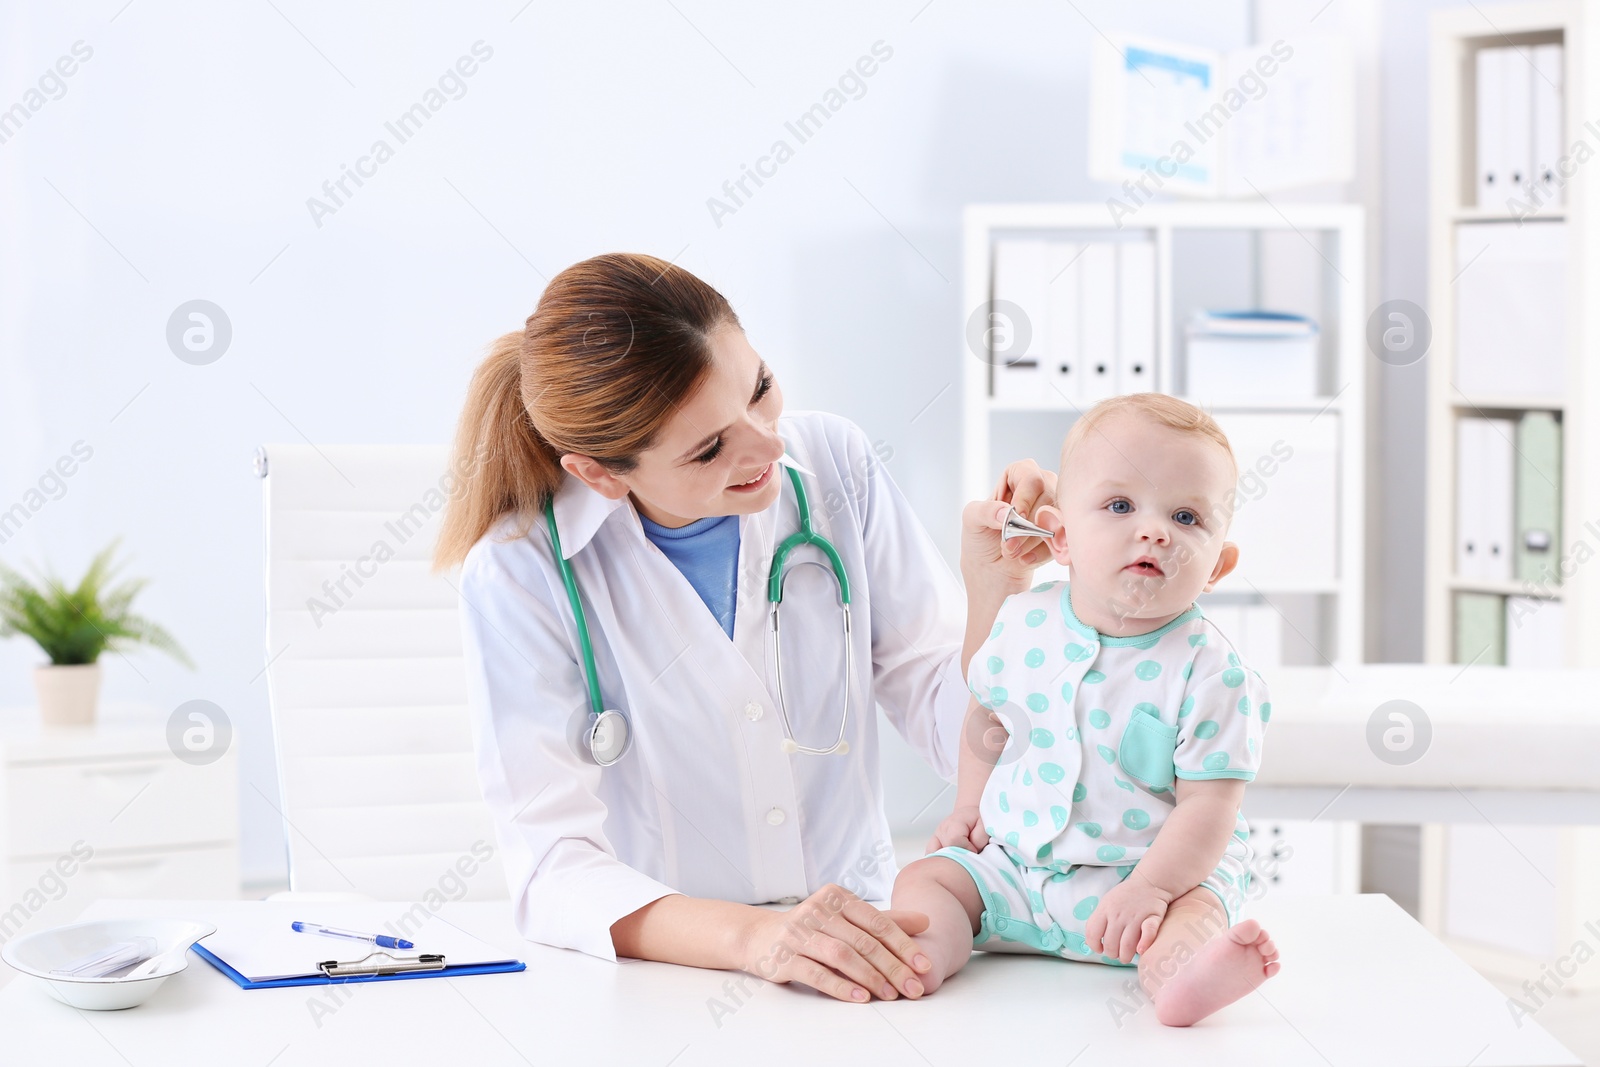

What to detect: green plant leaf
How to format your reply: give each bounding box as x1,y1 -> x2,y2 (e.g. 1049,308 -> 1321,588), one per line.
0,539 -> 191,668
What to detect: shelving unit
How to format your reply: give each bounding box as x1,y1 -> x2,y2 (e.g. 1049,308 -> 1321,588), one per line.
1422,1 -> 1600,992
961,201 -> 1367,900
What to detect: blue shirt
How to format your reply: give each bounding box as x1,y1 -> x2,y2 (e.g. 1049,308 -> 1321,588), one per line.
638,512 -> 741,638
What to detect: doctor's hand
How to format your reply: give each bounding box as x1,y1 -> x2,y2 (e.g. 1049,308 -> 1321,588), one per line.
925,805 -> 989,855
740,886 -> 934,1003
960,459 -> 1057,594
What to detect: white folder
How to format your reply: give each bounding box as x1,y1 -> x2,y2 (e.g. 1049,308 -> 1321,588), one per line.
1044,241 -> 1084,406
1481,417 -> 1516,582
1505,596 -> 1564,668
1213,412 -> 1338,589
990,240 -> 1049,402
1501,46 -> 1533,206
1116,241 -> 1156,393
1079,243 -> 1117,404
1454,221 -> 1566,398
1475,47 -> 1506,207
1531,44 -> 1564,207
1455,417 -> 1485,580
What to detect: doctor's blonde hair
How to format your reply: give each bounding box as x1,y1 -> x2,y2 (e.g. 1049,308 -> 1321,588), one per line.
432,252 -> 741,572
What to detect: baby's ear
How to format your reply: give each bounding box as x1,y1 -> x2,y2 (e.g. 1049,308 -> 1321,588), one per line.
1033,504 -> 1071,565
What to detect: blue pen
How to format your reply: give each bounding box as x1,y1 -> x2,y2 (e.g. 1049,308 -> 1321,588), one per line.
291,921 -> 415,951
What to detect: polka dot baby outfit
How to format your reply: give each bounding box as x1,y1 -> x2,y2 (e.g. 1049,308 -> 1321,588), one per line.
929,580 -> 1270,966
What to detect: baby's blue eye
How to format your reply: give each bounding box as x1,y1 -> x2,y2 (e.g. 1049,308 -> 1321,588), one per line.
1174,509 -> 1199,526
1107,499 -> 1131,514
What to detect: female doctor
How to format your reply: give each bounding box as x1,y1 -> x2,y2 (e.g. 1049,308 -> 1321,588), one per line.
433,253 -> 1053,1004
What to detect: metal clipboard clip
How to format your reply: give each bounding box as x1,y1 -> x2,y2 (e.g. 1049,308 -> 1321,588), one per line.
318,951 -> 446,978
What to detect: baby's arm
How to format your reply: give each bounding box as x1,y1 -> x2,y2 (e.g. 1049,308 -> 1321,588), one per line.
925,697 -> 1005,853
1126,777 -> 1247,898
1084,777 -> 1245,961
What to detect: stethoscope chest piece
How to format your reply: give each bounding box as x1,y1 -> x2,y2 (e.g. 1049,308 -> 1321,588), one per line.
587,709 -> 631,767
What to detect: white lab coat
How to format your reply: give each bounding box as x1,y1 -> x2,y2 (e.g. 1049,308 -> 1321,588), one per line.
459,410 -> 970,961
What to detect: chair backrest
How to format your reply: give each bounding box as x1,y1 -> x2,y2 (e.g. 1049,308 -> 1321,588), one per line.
259,444 -> 507,900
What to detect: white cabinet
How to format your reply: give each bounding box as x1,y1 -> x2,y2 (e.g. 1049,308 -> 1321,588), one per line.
0,708 -> 239,960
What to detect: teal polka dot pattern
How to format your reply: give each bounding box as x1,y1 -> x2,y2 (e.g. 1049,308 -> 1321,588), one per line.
1260,701 -> 1273,722
961,583 -> 1266,903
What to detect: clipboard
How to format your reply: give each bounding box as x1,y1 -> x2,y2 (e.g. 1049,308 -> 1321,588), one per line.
189,903 -> 525,990
193,944 -> 524,989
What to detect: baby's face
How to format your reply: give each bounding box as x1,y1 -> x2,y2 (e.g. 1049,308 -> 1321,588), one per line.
1039,413 -> 1240,634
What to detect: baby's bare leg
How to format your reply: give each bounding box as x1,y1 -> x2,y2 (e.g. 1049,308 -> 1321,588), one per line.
890,857 -> 984,994
1137,886 -> 1281,1027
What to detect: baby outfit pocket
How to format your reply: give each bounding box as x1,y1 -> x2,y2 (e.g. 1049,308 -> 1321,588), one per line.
1118,707 -> 1178,788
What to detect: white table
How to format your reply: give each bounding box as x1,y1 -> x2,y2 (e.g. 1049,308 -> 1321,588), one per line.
0,895 -> 1580,1066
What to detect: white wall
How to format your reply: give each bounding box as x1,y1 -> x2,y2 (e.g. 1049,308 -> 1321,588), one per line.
0,1 -> 1260,885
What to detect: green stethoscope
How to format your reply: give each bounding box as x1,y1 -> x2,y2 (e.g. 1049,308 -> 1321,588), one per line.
544,464 -> 854,767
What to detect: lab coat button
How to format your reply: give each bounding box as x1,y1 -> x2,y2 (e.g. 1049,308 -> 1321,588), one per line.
766,807 -> 786,826
776,895 -> 802,905
744,702 -> 764,721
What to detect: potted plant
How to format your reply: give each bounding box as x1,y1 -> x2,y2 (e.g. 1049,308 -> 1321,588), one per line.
0,539 -> 192,726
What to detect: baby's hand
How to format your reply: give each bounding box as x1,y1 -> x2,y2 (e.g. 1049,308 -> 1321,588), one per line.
1085,870 -> 1173,964
925,806 -> 989,855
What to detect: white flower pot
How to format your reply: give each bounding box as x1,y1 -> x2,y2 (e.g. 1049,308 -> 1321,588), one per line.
33,663 -> 102,727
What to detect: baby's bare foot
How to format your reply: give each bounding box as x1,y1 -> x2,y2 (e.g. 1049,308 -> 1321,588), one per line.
1153,918 -> 1280,1027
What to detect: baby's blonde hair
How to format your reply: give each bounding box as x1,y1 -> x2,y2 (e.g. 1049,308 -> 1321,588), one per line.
1062,392 -> 1239,485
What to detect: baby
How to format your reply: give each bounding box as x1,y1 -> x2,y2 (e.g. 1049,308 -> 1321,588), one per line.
892,393 -> 1280,1027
